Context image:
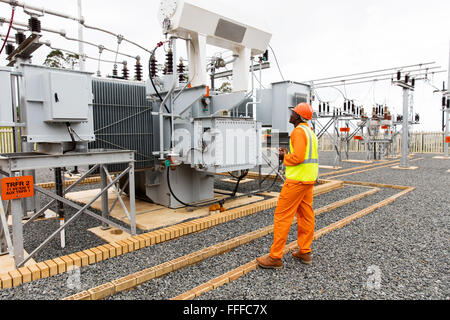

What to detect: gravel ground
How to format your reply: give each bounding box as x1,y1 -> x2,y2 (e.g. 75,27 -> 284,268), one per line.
0,181 -> 376,300
198,153 -> 449,300
1,152 -> 448,300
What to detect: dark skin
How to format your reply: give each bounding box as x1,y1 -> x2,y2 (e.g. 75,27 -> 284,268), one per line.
279,110 -> 306,160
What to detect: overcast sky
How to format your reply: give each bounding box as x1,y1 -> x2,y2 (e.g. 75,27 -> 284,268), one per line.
1,0 -> 449,131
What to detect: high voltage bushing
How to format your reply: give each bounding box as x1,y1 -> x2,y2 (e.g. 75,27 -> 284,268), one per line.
177,59 -> 186,82
166,49 -> 174,74
15,32 -> 26,45
112,65 -> 118,78
397,71 -> 401,81
122,63 -> 129,80
327,103 -> 330,113
150,55 -> 157,78
442,96 -> 446,107
5,43 -> 15,55
28,17 -> 41,33
135,60 -> 143,81
447,99 -> 450,109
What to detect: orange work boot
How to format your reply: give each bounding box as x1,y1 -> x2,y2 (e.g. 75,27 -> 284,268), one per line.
292,251 -> 312,265
256,255 -> 283,269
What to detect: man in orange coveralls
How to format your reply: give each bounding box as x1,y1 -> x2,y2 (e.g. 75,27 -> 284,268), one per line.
257,103 -> 319,269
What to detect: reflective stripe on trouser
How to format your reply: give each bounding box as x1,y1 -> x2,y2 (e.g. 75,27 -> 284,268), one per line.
270,181 -> 315,260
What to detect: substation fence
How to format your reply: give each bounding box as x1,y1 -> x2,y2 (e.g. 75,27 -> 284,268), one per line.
0,127 -> 14,153
318,132 -> 447,154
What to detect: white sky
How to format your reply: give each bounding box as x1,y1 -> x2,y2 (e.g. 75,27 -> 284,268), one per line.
1,0 -> 449,131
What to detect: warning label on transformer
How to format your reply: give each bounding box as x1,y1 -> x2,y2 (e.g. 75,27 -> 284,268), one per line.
1,176 -> 34,201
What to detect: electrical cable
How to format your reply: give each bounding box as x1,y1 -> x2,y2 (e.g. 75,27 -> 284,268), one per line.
0,7 -> 15,55
215,170 -> 249,197
166,167 -> 224,208
63,123 -> 77,154
148,45 -> 171,114
268,44 -> 285,81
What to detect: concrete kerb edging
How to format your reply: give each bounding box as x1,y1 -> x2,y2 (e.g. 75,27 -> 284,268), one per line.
63,184 -> 380,300
171,184 -> 415,300
0,180 -> 343,291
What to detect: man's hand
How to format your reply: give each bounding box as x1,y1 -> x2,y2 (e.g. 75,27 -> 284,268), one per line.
278,148 -> 288,160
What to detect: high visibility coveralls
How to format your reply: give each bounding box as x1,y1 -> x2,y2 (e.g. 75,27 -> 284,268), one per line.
269,123 -> 319,259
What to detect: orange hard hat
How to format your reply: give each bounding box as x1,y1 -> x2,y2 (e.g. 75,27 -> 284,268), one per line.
291,103 -> 313,120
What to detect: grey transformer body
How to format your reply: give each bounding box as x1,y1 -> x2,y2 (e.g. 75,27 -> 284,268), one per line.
90,78 -> 311,209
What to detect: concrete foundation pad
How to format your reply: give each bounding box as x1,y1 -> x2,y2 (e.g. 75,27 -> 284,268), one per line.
88,227 -> 132,243
221,178 -> 254,184
433,156 -> 450,160
7,209 -> 58,227
0,250 -> 36,274
391,166 -> 419,171
342,160 -> 373,164
319,165 -> 342,170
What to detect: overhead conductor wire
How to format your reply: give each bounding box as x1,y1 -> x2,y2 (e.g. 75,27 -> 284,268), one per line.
0,6 -> 15,55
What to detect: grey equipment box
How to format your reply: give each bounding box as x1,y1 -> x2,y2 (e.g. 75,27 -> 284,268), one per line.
41,71 -> 91,122
0,67 -> 14,126
20,64 -> 95,143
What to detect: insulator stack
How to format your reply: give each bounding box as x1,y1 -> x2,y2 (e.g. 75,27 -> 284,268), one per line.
28,17 -> 41,33
447,99 -> 450,109
112,65 -> 118,78
397,71 -> 401,81
122,64 -> 129,80
15,32 -> 26,45
166,49 -> 173,74
5,44 -> 15,55
135,60 -> 143,81
177,59 -> 186,82
415,114 -> 420,122
319,103 -> 322,114
442,96 -> 446,107
150,55 -> 157,78
327,103 -> 330,114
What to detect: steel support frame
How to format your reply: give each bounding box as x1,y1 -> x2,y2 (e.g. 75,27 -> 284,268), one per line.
0,150 -> 136,268
445,108 -> 450,157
